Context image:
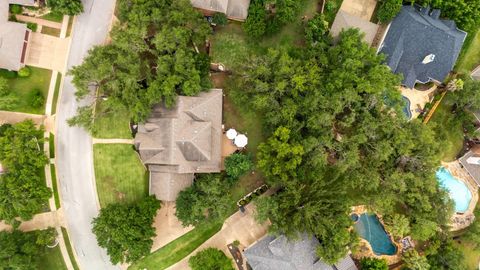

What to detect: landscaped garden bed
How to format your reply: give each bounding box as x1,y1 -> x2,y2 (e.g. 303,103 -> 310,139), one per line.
236,184 -> 268,208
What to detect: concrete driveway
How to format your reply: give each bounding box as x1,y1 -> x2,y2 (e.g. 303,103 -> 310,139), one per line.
340,0 -> 377,21
26,32 -> 69,72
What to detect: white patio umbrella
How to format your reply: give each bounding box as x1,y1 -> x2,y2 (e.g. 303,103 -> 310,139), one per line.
234,134 -> 248,148
226,128 -> 238,140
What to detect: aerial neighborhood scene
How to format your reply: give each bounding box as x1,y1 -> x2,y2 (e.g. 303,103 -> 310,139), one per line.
2,0 -> 480,269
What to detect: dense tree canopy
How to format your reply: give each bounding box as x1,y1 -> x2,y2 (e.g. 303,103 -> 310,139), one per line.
376,0 -> 403,23
69,0 -> 212,129
47,0 -> 83,15
175,174 -> 232,227
360,257 -> 388,270
188,248 -> 234,270
92,196 -> 161,264
412,0 -> 480,31
0,121 -> 50,224
236,28 -> 453,263
224,153 -> 254,181
0,229 -> 56,270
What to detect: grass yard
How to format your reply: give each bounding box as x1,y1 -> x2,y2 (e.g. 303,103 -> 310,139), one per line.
455,240 -> 480,270
51,164 -> 61,209
0,67 -> 51,114
428,94 -> 464,161
52,73 -> 62,114
61,227 -> 80,270
456,29 -> 480,74
211,23 -> 251,70
129,221 -> 223,270
41,26 -> 61,37
40,12 -> 64,23
93,144 -> 148,207
93,102 -> 132,139
37,245 -> 68,270
49,133 -> 55,158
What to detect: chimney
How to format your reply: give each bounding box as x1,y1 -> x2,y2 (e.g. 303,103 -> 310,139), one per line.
430,9 -> 441,20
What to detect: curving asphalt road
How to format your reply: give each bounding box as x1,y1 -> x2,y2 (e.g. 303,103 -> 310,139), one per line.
56,0 -> 119,269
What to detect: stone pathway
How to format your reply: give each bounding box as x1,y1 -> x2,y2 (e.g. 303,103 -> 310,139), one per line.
92,138 -> 134,144
167,204 -> 269,270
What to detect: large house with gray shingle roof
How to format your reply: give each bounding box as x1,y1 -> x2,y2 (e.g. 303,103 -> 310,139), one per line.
0,0 -> 36,71
244,234 -> 358,270
134,89 -> 223,201
378,5 -> 466,89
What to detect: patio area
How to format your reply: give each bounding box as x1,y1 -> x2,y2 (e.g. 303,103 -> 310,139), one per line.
401,85 -> 437,119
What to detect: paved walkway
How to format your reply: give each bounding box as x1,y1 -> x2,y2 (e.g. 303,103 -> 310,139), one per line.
0,210 -> 65,232
15,15 -> 62,29
92,138 -> 134,144
151,202 -> 194,251
340,0 -> 377,21
26,32 -> 70,72
0,110 -> 45,126
167,204 -> 269,270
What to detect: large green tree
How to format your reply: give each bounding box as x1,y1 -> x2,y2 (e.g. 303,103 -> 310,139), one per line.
188,248 -> 234,270
47,0 -> 83,15
0,121 -> 50,224
360,257 -> 388,270
92,196 -> 161,264
69,0 -> 212,128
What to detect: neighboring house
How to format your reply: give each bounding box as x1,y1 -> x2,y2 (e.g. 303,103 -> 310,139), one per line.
471,65 -> 480,81
330,10 -> 379,45
190,0 -> 250,21
459,145 -> 480,187
134,89 -> 223,201
0,0 -> 35,71
244,234 -> 358,270
378,5 -> 467,89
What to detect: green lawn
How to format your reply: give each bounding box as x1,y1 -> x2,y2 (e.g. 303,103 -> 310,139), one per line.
52,73 -> 62,114
49,133 -> 55,158
0,67 -> 51,114
40,12 -> 64,23
428,94 -> 464,161
129,221 -> 223,270
93,101 -> 132,139
455,240 -> 480,270
51,164 -> 61,209
61,227 -> 80,270
41,26 -> 61,37
93,144 -> 148,207
456,29 -> 480,74
211,23 -> 251,70
37,245 -> 68,270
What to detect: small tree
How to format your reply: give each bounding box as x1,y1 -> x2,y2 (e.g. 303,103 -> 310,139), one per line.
212,12 -> 228,26
244,0 -> 267,39
224,153 -> 253,181
92,196 -> 161,264
188,248 -> 234,270
27,89 -> 44,108
305,14 -> 331,45
384,213 -> 410,239
17,67 -> 31,77
47,0 -> 84,16
377,0 -> 403,23
360,257 -> 388,270
403,250 -> 430,270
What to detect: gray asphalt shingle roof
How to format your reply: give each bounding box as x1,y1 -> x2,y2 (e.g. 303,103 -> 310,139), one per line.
459,151 -> 480,186
244,234 -> 357,270
379,5 -> 466,88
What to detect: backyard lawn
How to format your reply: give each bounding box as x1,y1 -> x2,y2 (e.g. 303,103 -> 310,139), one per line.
428,94 -> 464,161
40,12 -> 64,23
456,29 -> 480,74
129,221 -> 223,270
455,240 -> 480,270
0,67 -> 51,114
37,245 -> 68,270
93,144 -> 148,207
93,102 -> 132,139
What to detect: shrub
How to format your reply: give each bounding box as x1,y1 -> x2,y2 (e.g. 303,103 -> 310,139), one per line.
27,89 -> 45,108
325,1 -> 338,12
212,12 -> 228,26
244,0 -> 267,39
9,4 -> 22,15
376,0 -> 402,23
360,257 -> 388,270
188,248 -> 235,270
0,69 -> 17,79
224,153 -> 254,181
27,22 -> 38,32
17,67 -> 31,78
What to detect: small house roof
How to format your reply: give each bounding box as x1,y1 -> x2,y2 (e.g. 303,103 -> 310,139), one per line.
330,10 -> 379,45
459,150 -> 480,186
379,5 -> 467,88
190,0 -> 250,21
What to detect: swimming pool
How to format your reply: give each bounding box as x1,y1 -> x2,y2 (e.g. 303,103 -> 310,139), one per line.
402,96 -> 412,119
436,167 -> 472,213
354,213 -> 397,256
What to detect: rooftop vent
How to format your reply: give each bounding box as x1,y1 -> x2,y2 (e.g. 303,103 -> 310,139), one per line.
430,9 -> 441,20
421,6 -> 430,15
422,54 -> 435,64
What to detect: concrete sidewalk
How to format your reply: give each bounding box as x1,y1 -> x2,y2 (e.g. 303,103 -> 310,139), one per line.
93,138 -> 134,144
16,15 -> 62,29
0,210 -> 65,232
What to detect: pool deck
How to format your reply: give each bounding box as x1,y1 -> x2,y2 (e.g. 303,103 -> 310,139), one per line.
442,161 -> 478,231
400,85 -> 436,119
350,206 -> 402,265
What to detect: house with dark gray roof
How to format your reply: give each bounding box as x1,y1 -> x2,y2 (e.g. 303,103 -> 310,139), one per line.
0,0 -> 35,71
134,89 -> 223,201
459,145 -> 480,187
378,5 -> 466,89
190,0 -> 250,21
244,234 -> 358,270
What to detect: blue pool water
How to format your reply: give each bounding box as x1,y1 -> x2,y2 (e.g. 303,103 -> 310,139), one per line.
354,213 -> 397,256
436,167 -> 472,213
402,96 -> 412,119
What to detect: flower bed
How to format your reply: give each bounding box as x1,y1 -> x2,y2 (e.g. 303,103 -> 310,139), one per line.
236,184 -> 268,207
